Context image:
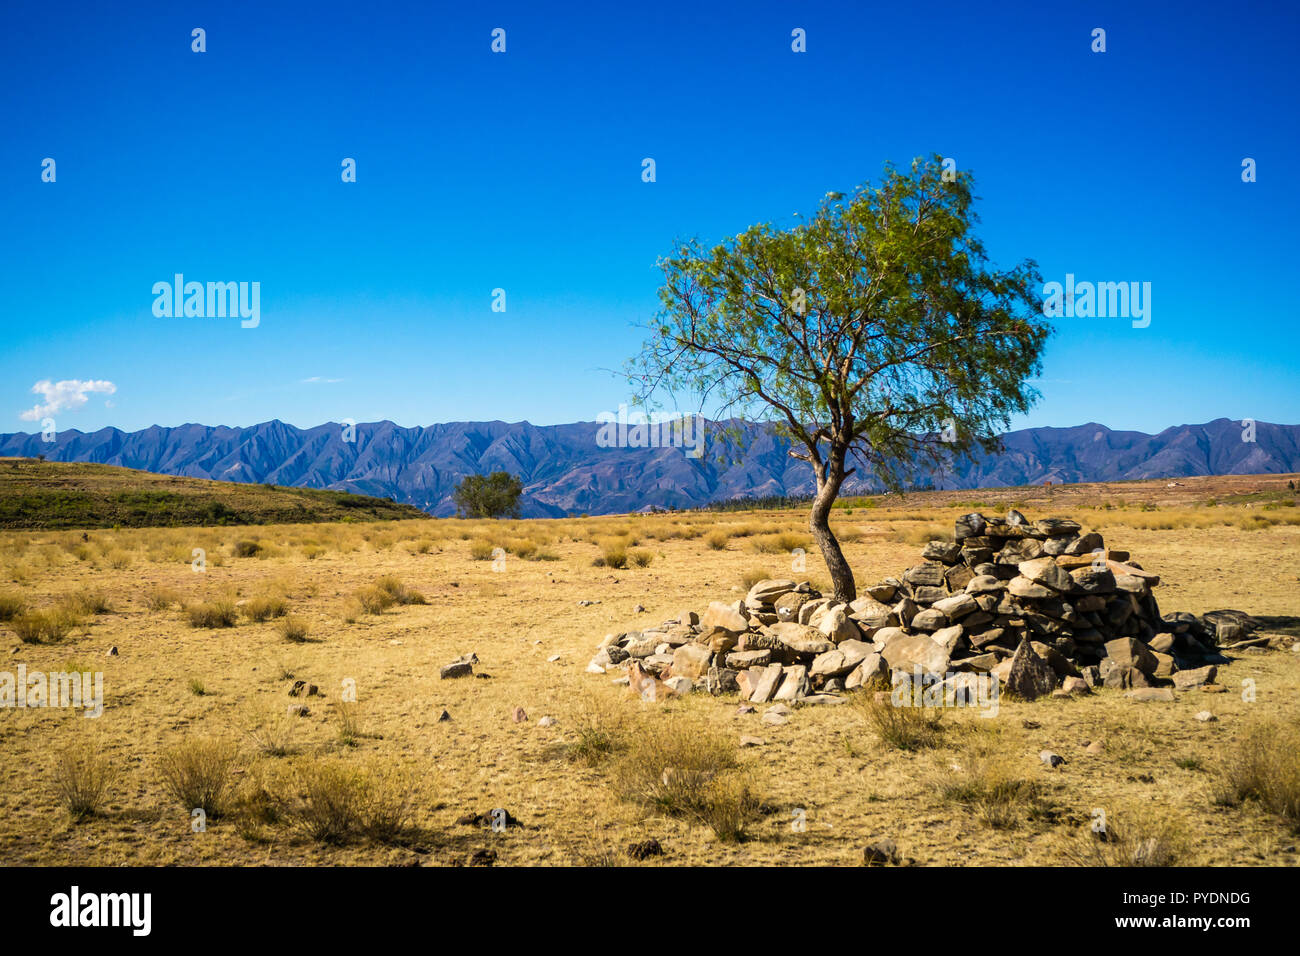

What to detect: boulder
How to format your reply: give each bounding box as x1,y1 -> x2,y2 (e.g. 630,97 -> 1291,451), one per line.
701,601 -> 750,633
881,634 -> 950,676
670,643 -> 713,681
1001,638 -> 1057,701
746,579 -> 796,609
1018,557 -> 1073,592
1103,637 -> 1158,675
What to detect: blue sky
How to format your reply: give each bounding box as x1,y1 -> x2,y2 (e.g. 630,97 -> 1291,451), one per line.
2,0 -> 1297,436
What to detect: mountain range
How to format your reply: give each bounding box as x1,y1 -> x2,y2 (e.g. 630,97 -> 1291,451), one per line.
2,417 -> 1296,517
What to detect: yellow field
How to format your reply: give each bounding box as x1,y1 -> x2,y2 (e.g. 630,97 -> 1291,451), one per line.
2,487 -> 1299,866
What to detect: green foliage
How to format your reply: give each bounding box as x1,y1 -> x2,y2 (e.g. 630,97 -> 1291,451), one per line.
453,471 -> 523,519
631,154 -> 1049,598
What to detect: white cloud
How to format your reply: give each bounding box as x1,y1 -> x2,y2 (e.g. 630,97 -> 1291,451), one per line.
301,376 -> 343,384
19,379 -> 117,422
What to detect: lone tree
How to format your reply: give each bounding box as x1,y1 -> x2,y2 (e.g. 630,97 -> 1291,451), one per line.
632,155 -> 1050,603
453,471 -> 523,519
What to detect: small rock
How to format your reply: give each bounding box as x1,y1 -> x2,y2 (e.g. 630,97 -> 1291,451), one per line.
1084,740 -> 1105,755
1039,750 -> 1066,769
862,839 -> 900,866
105,646 -> 118,657
627,839 -> 663,860
511,706 -> 528,723
1194,710 -> 1218,722
437,709 -> 452,722
1124,687 -> 1176,702
547,654 -> 561,663
537,716 -> 557,728
287,704 -> 311,718
739,736 -> 766,747
633,604 -> 645,613
735,704 -> 756,715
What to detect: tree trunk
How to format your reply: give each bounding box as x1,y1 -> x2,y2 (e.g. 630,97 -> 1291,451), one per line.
809,464 -> 856,604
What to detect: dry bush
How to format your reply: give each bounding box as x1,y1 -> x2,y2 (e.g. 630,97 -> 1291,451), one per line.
740,568 -> 774,590
334,701 -> 363,747
704,530 -> 730,551
143,586 -> 182,611
352,585 -> 396,615
187,600 -> 238,628
629,549 -> 655,568
935,748 -> 1045,829
54,739 -> 118,821
276,615 -> 310,643
240,707 -> 299,758
609,716 -> 763,842
374,575 -> 426,605
594,541 -> 629,569
233,539 -> 263,558
284,758 -> 418,845
59,588 -> 112,616
748,532 -> 810,554
243,595 -> 289,622
157,739 -> 239,817
10,609 -> 77,644
1213,720 -> 1300,830
564,694 -> 633,766
468,539 -> 496,560
857,693 -> 945,751
1059,809 -> 1188,866
0,593 -> 27,621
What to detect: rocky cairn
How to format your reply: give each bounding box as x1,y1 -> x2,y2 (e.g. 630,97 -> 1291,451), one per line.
588,510 -> 1260,703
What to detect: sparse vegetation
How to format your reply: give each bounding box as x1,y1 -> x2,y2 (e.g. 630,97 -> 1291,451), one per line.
156,739 -> 239,817
858,694 -> 945,751
1213,720 -> 1300,830
187,599 -> 238,628
53,740 -> 118,821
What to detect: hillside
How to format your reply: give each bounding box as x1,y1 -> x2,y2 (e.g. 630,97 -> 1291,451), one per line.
0,458 -> 431,529
1,417 -> 1298,517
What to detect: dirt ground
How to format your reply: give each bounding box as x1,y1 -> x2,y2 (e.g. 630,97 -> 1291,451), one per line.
1,484 -> 1298,866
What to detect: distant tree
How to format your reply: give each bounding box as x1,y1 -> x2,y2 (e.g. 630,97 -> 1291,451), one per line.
631,155 -> 1050,602
454,471 -> 523,519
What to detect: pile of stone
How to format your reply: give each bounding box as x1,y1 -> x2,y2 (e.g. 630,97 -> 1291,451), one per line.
588,510 -> 1262,703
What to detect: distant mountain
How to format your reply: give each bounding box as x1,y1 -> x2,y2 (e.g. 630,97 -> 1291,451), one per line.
1,418 -> 1296,518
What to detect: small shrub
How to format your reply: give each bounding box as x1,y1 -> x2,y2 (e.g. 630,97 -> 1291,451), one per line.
468,539 -> 496,560
187,600 -> 238,628
188,678 -> 208,696
609,716 -> 763,841
740,568 -> 774,590
565,694 -> 632,766
60,589 -> 112,616
936,751 -> 1045,829
54,740 -> 118,821
277,615 -> 310,643
334,702 -> 363,747
243,595 -> 289,622
0,593 -> 25,621
857,693 -> 944,751
234,540 -> 263,558
352,586 -> 395,615
704,530 -> 730,551
629,549 -> 654,568
11,609 -> 76,644
143,586 -> 181,611
374,576 -> 426,606
596,543 -> 628,569
286,759 -> 416,845
1060,811 -> 1187,866
1213,720 -> 1300,829
241,709 -> 298,758
156,739 -> 239,817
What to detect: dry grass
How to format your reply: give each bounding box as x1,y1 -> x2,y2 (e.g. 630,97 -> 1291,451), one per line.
53,739 -> 118,821
156,739 -> 239,817
10,608 -> 77,643
608,714 -> 763,842
186,599 -> 238,629
283,758 -> 418,845
242,595 -> 289,622
857,693 -> 946,751
276,615 -> 310,643
0,480 -> 1297,865
1213,720 -> 1300,830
